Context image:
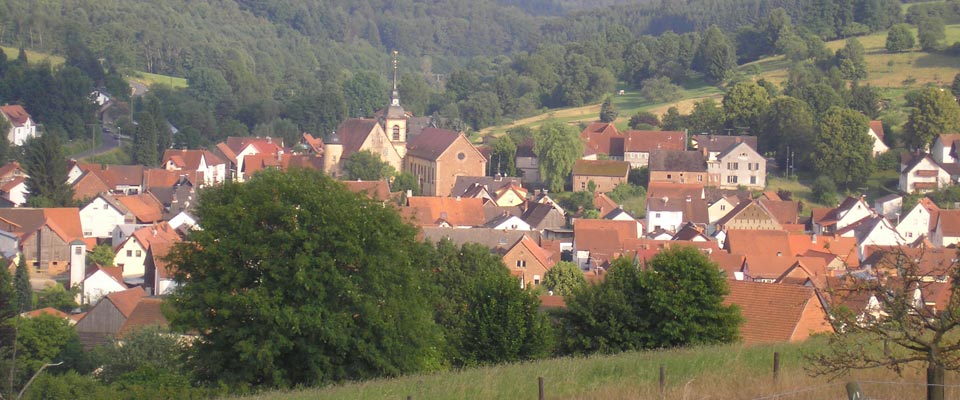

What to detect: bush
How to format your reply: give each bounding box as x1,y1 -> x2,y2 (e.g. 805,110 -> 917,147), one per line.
874,150 -> 901,172
628,111 -> 660,129
811,176 -> 838,206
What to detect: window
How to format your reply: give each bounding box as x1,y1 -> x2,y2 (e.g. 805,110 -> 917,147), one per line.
103,203 -> 108,210
580,182 -> 586,190
516,260 -> 526,268
126,250 -> 133,257
908,232 -> 914,238
727,162 -> 738,170
667,174 -> 672,179
392,125 -> 400,141
720,205 -> 726,211
74,247 -> 82,255
697,175 -> 703,182
727,175 -> 738,184
457,152 -> 466,160
534,275 -> 541,285
136,250 -> 142,257
750,176 -> 757,184
655,213 -> 661,218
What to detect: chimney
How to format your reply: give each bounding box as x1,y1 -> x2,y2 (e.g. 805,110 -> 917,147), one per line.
266,136 -> 272,144
456,196 -> 461,201
685,195 -> 692,203
811,233 -> 817,243
69,240 -> 87,303
662,196 -> 668,205
406,189 -> 412,198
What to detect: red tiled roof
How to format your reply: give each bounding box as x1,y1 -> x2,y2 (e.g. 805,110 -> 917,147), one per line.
130,222 -> 181,252
759,199 -> 800,225
150,241 -> 176,281
573,159 -> 630,177
143,168 -> 192,189
511,235 -> 556,270
538,295 -> 567,308
594,192 -> 619,216
71,171 -> 112,201
343,180 -> 392,201
223,136 -> 283,155
21,307 -> 68,319
161,149 -> 225,171
869,121 -> 885,141
0,176 -> 24,193
86,265 -> 125,286
724,280 -> 832,345
406,127 -> 462,161
42,208 -> 83,243
0,161 -> 24,180
580,122 -> 622,155
937,209 -> 960,237
624,130 -> 686,152
0,105 -> 31,127
335,119 -> 382,157
116,298 -> 168,338
301,133 -> 324,153
76,163 -> 144,188
116,193 -> 165,223
104,286 -> 147,318
405,196 -> 487,227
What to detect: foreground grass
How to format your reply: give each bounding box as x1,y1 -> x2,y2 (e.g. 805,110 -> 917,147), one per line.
238,340 -> 959,400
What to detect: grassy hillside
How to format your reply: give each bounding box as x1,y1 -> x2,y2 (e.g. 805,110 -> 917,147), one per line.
0,45 -> 65,65
237,340 -> 957,400
481,23 -> 960,138
0,45 -> 186,89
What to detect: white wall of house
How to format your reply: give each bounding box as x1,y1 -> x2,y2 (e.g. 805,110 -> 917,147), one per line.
868,128 -> 889,156
896,203 -> 933,241
488,216 -> 532,231
899,158 -> 950,193
708,198 -> 736,225
8,119 -> 37,146
623,151 -> 649,169
932,138 -> 957,165
646,209 -> 684,233
718,144 -> 766,189
3,181 -> 27,206
80,197 -> 129,238
82,271 -> 126,305
836,200 -> 874,231
857,220 -> 906,260
114,238 -> 148,277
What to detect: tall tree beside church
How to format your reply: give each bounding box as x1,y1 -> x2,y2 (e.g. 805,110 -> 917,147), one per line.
344,71 -> 387,118
22,133 -> 73,207
695,25 -> 738,83
534,121 -> 583,192
487,135 -> 517,177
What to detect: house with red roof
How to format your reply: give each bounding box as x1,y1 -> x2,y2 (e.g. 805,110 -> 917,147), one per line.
645,182 -> 709,234
899,153 -> 952,193
623,130 -> 686,168
74,286 -> 147,348
931,133 -> 960,165
144,241 -> 177,296
811,196 -> 874,235
0,161 -> 27,206
502,235 -> 557,288
0,208 -> 82,277
114,222 -> 181,279
214,136 -> 285,182
573,219 -> 640,270
115,193 -> 165,224
79,193 -> 136,239
933,209 -> 960,247
404,127 -> 486,197
0,105 -> 38,146
161,148 -> 227,185
67,163 -> 145,195
724,280 -> 833,345
116,297 -> 169,338
580,122 -> 623,159
867,121 -> 889,156
896,197 -> 939,242
404,196 -> 487,227
82,265 -> 128,305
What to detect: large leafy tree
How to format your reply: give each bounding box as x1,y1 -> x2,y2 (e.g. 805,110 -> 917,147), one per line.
558,247 -> 741,354
813,107 -> 873,190
487,135 -> 517,177
168,169 -> 443,387
904,87 -> 960,151
722,81 -> 770,134
762,96 -> 816,161
430,240 -> 552,367
835,38 -> 868,80
343,150 -> 396,181
533,121 -> 583,192
542,261 -> 586,296
918,16 -> 946,51
22,133 -> 73,207
343,71 -> 386,118
885,23 -> 915,53
695,25 -> 738,83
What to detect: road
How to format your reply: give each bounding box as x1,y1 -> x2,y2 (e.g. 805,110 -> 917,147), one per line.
69,81 -> 147,160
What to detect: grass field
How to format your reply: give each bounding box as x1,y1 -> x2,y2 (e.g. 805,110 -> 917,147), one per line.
129,71 -> 189,89
237,340 -> 960,400
0,45 -> 65,65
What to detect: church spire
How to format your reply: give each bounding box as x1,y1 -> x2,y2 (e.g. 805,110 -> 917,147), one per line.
392,50 -> 398,91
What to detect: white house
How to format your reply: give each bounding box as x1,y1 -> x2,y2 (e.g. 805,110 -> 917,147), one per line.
114,222 -> 180,278
812,196 -> 875,235
931,133 -> 960,165
484,214 -> 532,231
160,149 -> 227,186
933,209 -> 960,248
896,198 -> 939,242
0,105 -> 38,146
112,224 -> 149,248
867,121 -> 889,157
82,266 -> 128,305
80,194 -> 134,239
835,215 -> 906,261
899,154 -> 951,193
873,194 -> 902,221
0,177 -> 27,207
646,198 -> 685,234
167,211 -> 197,231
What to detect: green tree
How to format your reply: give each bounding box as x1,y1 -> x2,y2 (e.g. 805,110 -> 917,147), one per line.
35,285 -> 78,313
695,25 -> 738,83
533,121 -> 583,192
722,81 -> 770,134
904,87 -> 960,150
559,247 -> 741,354
688,98 -> 725,134
430,240 -> 552,367
487,135 -> 517,177
391,172 -> 420,198
87,244 -> 115,267
813,107 -> 873,190
0,120 -> 9,166
835,38 -> 868,80
0,259 -> 16,344
639,77 -> 682,104
167,169 -> 443,387
599,97 -> 618,123
628,111 -> 660,129
542,261 -> 586,296
918,16 -> 946,51
133,112 -> 159,166
811,176 -> 838,206
4,314 -> 84,388
22,134 -> 73,207
885,23 -> 916,53
343,71 -> 386,118
93,326 -> 188,384
952,73 -> 960,98
849,81 -> 882,119
343,150 -> 396,181
762,96 -> 816,160
15,255 -> 32,312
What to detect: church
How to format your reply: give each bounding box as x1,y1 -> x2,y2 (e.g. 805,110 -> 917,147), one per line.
319,52 -> 486,196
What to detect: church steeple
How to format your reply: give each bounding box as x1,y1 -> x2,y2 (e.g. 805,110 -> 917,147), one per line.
391,50 -> 400,107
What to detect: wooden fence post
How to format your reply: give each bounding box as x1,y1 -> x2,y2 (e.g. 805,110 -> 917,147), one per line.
773,352 -> 781,384
538,376 -> 545,400
659,364 -> 666,397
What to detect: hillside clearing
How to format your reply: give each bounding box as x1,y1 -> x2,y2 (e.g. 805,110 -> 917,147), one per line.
237,340 -> 959,400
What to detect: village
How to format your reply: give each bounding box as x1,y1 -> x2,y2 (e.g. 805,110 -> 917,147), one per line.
0,77 -> 958,351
